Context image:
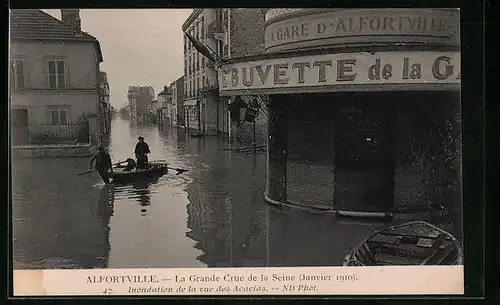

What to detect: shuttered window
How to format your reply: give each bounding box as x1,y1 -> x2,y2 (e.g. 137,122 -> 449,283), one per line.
10,59 -> 25,89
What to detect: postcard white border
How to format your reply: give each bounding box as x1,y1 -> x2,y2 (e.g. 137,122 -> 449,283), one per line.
13,266 -> 464,296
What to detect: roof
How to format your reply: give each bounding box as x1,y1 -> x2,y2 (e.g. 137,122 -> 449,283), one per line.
10,9 -> 103,62
158,88 -> 172,96
181,9 -> 202,31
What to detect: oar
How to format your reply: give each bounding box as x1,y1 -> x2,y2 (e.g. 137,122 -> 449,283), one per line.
77,160 -> 127,176
152,160 -> 188,175
170,167 -> 189,175
77,169 -> 94,176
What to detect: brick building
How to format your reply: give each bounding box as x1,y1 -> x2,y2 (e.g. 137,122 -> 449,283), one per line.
182,8 -> 266,140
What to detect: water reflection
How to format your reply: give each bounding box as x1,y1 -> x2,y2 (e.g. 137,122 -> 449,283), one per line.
12,158 -> 113,269
265,205 -> 389,267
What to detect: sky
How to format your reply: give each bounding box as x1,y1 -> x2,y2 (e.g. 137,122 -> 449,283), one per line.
43,9 -> 192,109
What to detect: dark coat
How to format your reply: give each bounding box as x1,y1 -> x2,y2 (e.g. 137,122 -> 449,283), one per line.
135,141 -> 151,156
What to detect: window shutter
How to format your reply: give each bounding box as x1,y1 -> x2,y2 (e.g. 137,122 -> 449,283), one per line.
59,109 -> 68,124
50,110 -> 59,124
64,59 -> 71,88
46,60 -> 51,89
56,60 -> 65,89
17,60 -> 25,89
10,61 -> 15,90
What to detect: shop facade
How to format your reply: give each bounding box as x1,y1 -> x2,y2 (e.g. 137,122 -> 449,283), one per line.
218,9 -> 461,216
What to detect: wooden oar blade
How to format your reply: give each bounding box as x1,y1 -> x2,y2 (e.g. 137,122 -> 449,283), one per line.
77,169 -> 94,176
175,169 -> 188,175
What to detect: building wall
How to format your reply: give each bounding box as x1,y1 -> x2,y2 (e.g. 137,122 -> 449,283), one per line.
175,76 -> 185,127
10,40 -> 99,90
10,40 -> 102,145
229,9 -> 266,58
10,40 -> 100,122
11,90 -> 99,123
226,9 -> 267,143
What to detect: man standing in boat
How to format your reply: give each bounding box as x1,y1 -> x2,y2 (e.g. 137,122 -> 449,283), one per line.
89,145 -> 113,184
135,136 -> 151,169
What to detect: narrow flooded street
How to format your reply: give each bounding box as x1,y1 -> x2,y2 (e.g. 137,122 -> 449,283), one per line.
12,116 -> 388,269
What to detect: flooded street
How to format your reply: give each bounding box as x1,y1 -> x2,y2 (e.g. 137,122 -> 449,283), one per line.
12,116 -> 388,269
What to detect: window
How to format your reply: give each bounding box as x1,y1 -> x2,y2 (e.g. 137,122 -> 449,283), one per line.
47,59 -> 66,89
10,59 -> 25,89
217,40 -> 223,57
201,18 -> 205,38
202,75 -> 206,87
184,36 -> 187,52
50,108 -> 68,125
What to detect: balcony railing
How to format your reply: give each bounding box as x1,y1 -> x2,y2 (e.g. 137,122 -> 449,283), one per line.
12,123 -> 91,145
207,21 -> 224,39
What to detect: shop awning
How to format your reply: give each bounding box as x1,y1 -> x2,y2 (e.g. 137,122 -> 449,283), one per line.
184,99 -> 198,106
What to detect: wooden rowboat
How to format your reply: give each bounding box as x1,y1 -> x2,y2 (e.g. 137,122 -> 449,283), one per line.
343,221 -> 463,266
110,162 -> 168,184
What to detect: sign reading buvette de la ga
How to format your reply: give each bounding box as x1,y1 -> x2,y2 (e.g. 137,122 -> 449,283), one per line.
218,51 -> 460,96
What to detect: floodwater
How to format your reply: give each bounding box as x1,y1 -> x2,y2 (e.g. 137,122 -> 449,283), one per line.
12,116 -> 389,269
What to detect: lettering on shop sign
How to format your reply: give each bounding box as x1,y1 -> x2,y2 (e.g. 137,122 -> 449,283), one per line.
218,52 -> 460,93
264,10 -> 459,49
267,16 -> 448,41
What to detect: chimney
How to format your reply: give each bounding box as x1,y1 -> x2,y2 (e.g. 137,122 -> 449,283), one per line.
164,85 -> 169,91
61,9 -> 81,33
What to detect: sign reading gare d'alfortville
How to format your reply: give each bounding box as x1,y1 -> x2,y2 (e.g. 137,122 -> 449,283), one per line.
218,51 -> 460,93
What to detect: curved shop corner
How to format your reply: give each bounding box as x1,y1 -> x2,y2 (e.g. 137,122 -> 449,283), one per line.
218,8 -> 461,217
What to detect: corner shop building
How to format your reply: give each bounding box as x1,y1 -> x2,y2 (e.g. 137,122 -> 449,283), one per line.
218,9 -> 461,216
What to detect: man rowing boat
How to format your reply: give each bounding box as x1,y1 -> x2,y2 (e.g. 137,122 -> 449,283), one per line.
89,145 -> 113,184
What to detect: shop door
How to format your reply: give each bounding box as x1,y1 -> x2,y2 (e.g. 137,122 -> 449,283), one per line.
285,95 -> 335,209
12,108 -> 29,145
333,101 -> 396,213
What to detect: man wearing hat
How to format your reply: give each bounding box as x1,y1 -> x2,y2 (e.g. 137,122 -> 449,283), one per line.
134,136 -> 151,169
89,145 -> 113,183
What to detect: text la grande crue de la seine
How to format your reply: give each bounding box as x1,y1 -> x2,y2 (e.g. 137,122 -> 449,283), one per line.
86,273 -> 333,284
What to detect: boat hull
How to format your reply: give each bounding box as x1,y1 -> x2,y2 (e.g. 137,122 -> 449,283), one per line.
343,221 -> 463,266
110,164 -> 168,184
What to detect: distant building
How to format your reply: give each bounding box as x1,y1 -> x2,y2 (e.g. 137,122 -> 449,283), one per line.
157,86 -> 173,126
128,85 -> 154,124
10,9 -> 104,146
182,9 -> 265,137
170,76 -> 185,128
127,86 -> 138,122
